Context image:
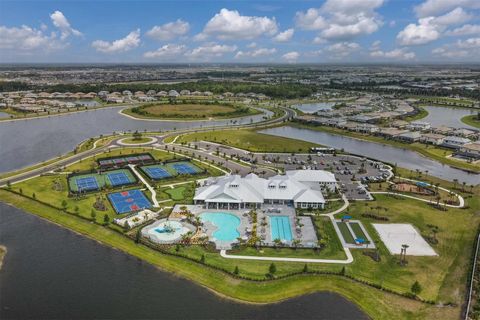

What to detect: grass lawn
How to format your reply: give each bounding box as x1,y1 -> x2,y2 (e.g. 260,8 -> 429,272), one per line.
125,103 -> 260,120
461,114 -> 480,129
165,186 -> 187,201
337,221 -> 356,244
120,136 -> 153,144
175,128 -> 321,153
0,189 -> 465,319
404,107 -> 428,122
349,222 -> 370,243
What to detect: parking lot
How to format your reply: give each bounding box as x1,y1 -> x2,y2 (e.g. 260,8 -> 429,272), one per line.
181,141 -> 392,201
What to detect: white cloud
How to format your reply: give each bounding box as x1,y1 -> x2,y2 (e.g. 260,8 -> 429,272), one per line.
432,47 -> 470,58
144,44 -> 186,59
396,18 -> 441,46
185,43 -> 237,60
146,19 -> 190,41
295,8 -> 327,31
235,48 -> 276,58
327,42 -> 360,57
414,0 -> 480,17
295,0 -> 384,41
0,25 -> 63,51
446,24 -> 480,36
370,48 -> 416,60
50,10 -> 82,40
456,37 -> 480,49
199,8 -> 278,40
282,51 -> 300,62
92,29 -> 141,53
273,28 -> 294,42
247,42 -> 257,48
396,7 -> 471,46
370,40 -> 381,50
432,37 -> 480,59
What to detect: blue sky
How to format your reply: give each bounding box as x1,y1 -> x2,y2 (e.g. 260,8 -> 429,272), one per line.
1,0 -> 479,63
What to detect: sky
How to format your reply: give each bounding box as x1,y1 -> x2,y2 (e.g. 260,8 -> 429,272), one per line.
1,0 -> 480,63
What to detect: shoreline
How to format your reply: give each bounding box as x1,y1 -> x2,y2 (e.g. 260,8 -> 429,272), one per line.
118,106 -> 265,122
0,245 -> 6,271
288,122 -> 480,174
0,191 -> 449,319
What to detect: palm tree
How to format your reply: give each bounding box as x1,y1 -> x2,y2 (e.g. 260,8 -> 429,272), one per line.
273,238 -> 282,250
401,244 -> 409,265
292,239 -> 302,250
453,179 -> 458,190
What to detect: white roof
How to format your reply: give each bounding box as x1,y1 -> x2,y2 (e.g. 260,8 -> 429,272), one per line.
194,170 -> 333,204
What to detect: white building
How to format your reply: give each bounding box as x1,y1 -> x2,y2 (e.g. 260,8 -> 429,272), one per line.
193,170 -> 336,210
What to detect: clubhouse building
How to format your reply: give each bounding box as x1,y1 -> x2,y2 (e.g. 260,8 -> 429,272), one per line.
194,170 -> 336,210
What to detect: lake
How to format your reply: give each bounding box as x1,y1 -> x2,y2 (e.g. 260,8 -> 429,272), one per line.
0,203 -> 368,319
0,106 -> 271,173
295,102 -> 336,114
260,126 -> 479,185
422,105 -> 477,129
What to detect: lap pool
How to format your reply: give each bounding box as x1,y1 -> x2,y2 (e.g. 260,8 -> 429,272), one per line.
200,212 -> 240,242
270,216 -> 293,241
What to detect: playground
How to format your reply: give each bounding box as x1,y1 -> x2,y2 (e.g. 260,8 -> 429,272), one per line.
68,168 -> 137,193
107,189 -> 152,214
391,182 -> 435,196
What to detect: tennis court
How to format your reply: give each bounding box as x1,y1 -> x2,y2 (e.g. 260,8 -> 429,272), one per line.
107,171 -> 136,187
75,176 -> 99,192
108,189 -> 152,214
172,162 -> 200,175
68,168 -> 137,193
98,153 -> 154,168
143,166 -> 172,180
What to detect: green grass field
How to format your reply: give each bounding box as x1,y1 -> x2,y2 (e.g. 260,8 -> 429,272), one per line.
461,114 -> 480,129
349,222 -> 370,243
337,221 -> 356,244
124,102 -> 260,120
175,128 -> 321,153
165,186 -> 187,201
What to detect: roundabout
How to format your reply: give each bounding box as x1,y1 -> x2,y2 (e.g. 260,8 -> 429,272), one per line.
117,136 -> 158,146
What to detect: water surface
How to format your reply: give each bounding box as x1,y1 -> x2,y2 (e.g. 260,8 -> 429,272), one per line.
0,106 -> 271,173
422,105 -> 476,129
0,203 -> 368,320
260,126 -> 479,185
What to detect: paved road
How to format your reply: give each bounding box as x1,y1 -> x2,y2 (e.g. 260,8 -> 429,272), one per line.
0,106 -> 293,187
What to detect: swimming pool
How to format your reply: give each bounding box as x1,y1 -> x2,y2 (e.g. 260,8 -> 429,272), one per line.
200,212 -> 240,242
270,216 -> 293,242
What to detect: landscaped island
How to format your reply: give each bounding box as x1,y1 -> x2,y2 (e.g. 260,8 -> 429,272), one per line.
125,101 -> 261,120
0,129 -> 478,320
461,114 -> 480,129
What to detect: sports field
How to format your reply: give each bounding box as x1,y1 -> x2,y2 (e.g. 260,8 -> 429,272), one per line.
98,154 -> 154,167
68,168 -> 136,192
140,161 -> 202,180
108,189 -> 152,214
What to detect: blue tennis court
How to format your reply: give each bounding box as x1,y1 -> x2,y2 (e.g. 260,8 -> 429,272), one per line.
75,176 -> 99,191
173,163 -> 199,174
108,189 -> 151,214
144,167 -> 171,180
107,172 -> 131,186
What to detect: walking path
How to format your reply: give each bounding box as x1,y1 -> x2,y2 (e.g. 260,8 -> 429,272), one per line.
128,164 -> 159,207
220,247 -> 353,264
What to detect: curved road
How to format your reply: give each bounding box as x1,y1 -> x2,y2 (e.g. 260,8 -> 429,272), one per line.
0,106 -> 295,187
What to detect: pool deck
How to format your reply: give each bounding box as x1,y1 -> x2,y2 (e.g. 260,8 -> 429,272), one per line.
142,218 -> 196,244
257,205 -> 318,247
